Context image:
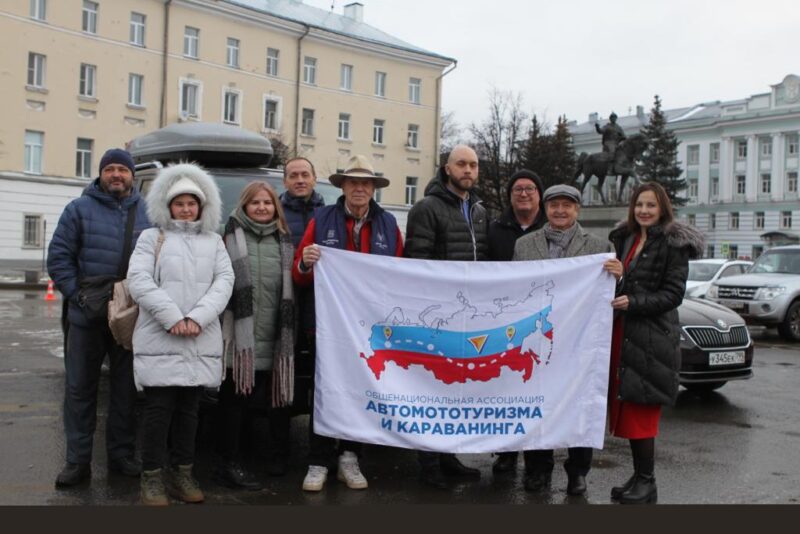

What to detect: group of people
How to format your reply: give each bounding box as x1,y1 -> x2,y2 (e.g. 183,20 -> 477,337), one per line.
47,143 -> 702,506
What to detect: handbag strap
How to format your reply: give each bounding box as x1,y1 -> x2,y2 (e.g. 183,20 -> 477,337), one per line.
118,204 -> 138,279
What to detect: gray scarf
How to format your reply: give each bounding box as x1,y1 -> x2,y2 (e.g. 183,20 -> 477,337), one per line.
543,223 -> 578,259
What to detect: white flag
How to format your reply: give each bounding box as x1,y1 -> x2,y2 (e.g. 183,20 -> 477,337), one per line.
313,247 -> 615,453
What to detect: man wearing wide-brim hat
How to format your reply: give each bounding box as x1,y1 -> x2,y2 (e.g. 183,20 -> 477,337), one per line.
292,154 -> 403,493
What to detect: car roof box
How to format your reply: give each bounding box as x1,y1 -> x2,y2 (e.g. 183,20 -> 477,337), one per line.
128,122 -> 273,167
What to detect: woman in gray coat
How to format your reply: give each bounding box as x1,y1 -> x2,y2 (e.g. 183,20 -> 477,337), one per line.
128,163 -> 234,505
511,184 -> 622,497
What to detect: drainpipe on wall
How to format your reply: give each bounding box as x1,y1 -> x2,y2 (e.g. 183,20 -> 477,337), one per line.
434,61 -> 458,173
159,0 -> 173,128
294,25 -> 311,154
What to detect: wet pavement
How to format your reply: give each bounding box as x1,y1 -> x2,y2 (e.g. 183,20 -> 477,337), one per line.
0,289 -> 798,505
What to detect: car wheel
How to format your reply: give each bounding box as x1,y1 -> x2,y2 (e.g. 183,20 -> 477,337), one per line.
777,300 -> 800,342
683,381 -> 727,393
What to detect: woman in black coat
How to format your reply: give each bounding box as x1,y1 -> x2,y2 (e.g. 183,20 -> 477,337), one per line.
606,182 -> 703,504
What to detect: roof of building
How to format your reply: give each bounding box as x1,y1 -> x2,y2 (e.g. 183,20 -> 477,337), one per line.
224,0 -> 454,62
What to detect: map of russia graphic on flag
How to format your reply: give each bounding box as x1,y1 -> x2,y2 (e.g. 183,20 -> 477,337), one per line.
360,303 -> 553,385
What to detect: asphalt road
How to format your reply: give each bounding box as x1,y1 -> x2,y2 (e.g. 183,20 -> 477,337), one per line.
0,289 -> 798,505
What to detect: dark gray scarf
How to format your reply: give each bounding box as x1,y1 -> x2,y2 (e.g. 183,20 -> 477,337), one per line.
543,223 -> 578,259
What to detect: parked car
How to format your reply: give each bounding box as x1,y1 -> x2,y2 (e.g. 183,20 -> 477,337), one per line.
678,297 -> 754,392
706,245 -> 800,341
685,259 -> 753,298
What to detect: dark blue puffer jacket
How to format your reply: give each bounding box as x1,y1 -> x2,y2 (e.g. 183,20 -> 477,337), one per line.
280,190 -> 325,247
47,179 -> 151,327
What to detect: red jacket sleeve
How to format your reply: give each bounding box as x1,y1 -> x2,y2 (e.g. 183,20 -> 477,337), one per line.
394,226 -> 404,257
292,219 -> 317,287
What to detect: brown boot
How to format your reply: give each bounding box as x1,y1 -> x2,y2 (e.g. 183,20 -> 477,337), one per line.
165,464 -> 204,503
140,469 -> 168,506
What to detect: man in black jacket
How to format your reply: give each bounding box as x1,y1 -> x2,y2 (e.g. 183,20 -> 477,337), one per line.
487,169 -> 546,262
404,145 -> 486,488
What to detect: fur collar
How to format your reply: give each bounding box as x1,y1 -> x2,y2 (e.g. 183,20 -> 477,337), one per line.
146,163 -> 222,233
610,219 -> 704,259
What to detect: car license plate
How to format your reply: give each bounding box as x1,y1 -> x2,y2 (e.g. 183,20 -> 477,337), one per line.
722,300 -> 744,311
709,351 -> 745,366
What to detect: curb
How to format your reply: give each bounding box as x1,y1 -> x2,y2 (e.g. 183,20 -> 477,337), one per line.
0,282 -> 50,290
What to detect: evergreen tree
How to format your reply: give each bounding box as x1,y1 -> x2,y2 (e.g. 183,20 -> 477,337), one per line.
521,115 -> 576,190
637,95 -> 687,206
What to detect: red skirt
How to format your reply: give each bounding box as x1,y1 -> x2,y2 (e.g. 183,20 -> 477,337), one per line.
608,316 -> 661,439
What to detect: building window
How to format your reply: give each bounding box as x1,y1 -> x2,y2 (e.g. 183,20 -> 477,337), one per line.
263,96 -> 280,131
709,213 -> 716,230
183,27 -> 199,58
23,214 -> 43,248
128,73 -> 143,106
736,140 -> 747,160
781,211 -> 793,229
373,119 -> 385,145
340,64 -> 353,91
687,214 -> 696,226
226,38 -> 240,68
303,57 -> 317,85
754,212 -> 765,230
408,77 -> 421,104
710,143 -> 720,164
760,173 -> 771,195
788,135 -> 799,156
76,138 -> 93,178
405,177 -> 418,205
373,186 -> 382,203
24,130 -> 44,174
375,71 -> 386,97
27,52 -> 46,88
222,89 -> 241,125
735,175 -> 746,195
729,212 -> 739,230
266,48 -> 279,76
179,79 -> 201,119
760,139 -> 772,158
687,145 -> 699,165
82,1 -> 98,34
301,108 -> 315,136
688,179 -> 698,199
710,177 -> 719,199
338,113 -> 351,140
407,124 -> 419,149
752,245 -> 764,259
30,0 -> 46,21
79,63 -> 96,97
728,244 -> 738,260
130,12 -> 146,46
788,171 -> 798,193
706,244 -> 714,259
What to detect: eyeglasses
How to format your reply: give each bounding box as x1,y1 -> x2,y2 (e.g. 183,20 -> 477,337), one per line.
511,186 -> 537,195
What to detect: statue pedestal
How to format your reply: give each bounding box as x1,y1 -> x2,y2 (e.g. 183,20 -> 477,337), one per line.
578,206 -> 628,240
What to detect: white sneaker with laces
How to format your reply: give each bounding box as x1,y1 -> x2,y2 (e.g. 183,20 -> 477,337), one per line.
302,465 -> 328,492
337,451 -> 368,489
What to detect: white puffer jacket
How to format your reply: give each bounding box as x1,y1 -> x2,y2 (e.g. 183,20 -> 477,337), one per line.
127,163 -> 234,391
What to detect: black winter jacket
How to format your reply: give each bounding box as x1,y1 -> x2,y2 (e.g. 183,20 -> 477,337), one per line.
487,208 -> 546,261
404,168 -> 488,260
609,221 -> 704,405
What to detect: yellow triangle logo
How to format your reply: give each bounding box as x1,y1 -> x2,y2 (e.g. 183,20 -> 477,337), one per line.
468,334 -> 489,354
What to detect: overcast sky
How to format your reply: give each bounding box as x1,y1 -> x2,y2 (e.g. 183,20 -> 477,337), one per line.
303,0 -> 799,132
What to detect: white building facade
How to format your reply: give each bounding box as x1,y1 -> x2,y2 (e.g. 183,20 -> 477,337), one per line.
570,74 -> 800,260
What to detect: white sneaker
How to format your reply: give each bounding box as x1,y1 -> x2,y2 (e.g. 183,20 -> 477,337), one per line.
302,465 -> 328,492
337,451 -> 368,489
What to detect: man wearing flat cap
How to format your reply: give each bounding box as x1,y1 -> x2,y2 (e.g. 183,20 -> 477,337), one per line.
293,154 -> 403,493
512,183 -> 620,497
48,148 -> 151,487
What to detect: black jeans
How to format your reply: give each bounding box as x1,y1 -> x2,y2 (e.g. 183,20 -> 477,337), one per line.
523,447 -> 593,477
217,371 -> 291,462
63,322 -> 137,464
141,386 -> 202,471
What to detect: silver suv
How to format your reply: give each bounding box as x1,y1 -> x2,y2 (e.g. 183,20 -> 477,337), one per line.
706,245 -> 800,341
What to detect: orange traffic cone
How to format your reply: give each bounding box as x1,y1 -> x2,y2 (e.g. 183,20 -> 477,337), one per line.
45,279 -> 57,301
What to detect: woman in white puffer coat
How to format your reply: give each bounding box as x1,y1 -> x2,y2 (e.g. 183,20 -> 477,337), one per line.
127,162 -> 233,506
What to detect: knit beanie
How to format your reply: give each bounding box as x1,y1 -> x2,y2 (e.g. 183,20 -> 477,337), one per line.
507,169 -> 544,203
99,148 -> 135,175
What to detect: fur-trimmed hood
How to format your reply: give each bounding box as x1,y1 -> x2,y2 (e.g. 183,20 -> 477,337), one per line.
146,163 -> 222,232
609,219 -> 705,259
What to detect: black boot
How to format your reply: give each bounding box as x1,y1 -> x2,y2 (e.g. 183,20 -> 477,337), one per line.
492,452 -> 518,474
214,461 -> 263,491
419,465 -> 448,490
610,474 -> 636,500
619,474 -> 657,504
440,454 -> 480,479
55,462 -> 91,488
